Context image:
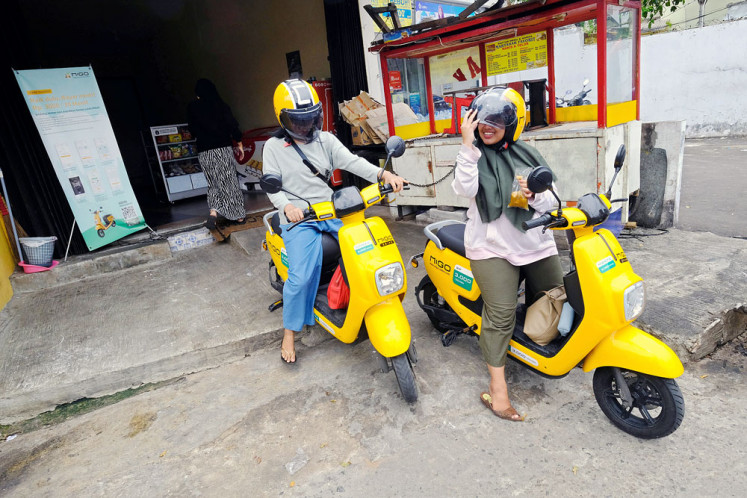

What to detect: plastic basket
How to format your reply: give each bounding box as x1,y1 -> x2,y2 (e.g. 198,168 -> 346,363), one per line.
19,236 -> 57,267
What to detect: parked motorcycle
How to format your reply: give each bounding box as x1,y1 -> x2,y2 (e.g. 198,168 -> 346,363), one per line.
409,145 -> 685,438
556,78 -> 592,107
260,136 -> 418,403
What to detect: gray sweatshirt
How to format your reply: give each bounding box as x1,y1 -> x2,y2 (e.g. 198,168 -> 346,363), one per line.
262,132 -> 382,224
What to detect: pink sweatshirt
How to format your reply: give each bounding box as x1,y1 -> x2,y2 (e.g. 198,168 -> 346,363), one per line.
451,143 -> 559,266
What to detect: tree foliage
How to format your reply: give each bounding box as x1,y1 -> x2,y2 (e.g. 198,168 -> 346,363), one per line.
641,0 -> 688,27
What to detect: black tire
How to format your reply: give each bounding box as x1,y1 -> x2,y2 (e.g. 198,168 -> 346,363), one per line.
391,353 -> 418,403
111,220 -> 116,227
593,367 -> 685,439
97,229 -> 105,238
418,276 -> 463,333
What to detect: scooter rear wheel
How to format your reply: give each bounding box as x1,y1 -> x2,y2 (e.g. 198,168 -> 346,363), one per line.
391,353 -> 418,403
593,367 -> 685,439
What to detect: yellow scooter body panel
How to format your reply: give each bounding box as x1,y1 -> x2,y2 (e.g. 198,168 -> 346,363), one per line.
421,224 -> 682,378
582,324 -> 684,377
422,242 -> 482,331
267,214 -> 410,353
265,230 -> 289,281
364,296 -> 411,357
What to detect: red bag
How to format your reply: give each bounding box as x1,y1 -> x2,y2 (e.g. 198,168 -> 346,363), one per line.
327,265 -> 350,309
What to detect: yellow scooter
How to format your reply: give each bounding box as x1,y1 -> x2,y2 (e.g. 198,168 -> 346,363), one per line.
409,145 -> 685,438
260,137 -> 418,403
93,209 -> 116,238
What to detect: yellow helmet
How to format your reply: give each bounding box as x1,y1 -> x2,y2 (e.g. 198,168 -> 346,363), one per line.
273,79 -> 323,142
469,86 -> 526,145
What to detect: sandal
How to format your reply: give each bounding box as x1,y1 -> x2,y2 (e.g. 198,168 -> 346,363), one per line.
480,392 -> 524,422
205,214 -> 217,230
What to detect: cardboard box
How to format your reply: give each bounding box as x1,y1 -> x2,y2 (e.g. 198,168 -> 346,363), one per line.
351,124 -> 374,146
365,102 -> 419,140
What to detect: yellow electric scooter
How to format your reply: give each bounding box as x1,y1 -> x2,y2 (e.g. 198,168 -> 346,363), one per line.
260,137 -> 417,403
409,145 -> 685,438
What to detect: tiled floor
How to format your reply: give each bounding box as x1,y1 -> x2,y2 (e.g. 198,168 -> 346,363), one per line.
140,189 -> 274,233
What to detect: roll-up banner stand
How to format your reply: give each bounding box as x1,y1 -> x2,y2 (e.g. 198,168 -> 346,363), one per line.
14,66 -> 146,251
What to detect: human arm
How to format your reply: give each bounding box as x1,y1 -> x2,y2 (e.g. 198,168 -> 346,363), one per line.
261,140 -> 293,217
452,108 -> 481,199
326,134 -> 406,192
227,106 -> 245,161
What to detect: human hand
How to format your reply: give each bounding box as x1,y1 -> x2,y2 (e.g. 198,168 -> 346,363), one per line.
284,204 -> 305,222
381,170 -> 406,192
518,177 -> 534,199
234,145 -> 245,162
461,108 -> 479,146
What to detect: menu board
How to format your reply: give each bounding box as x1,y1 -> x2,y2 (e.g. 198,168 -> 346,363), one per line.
485,32 -> 548,76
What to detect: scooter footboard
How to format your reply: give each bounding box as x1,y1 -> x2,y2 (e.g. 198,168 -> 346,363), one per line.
582,325 -> 684,378
364,297 -> 411,358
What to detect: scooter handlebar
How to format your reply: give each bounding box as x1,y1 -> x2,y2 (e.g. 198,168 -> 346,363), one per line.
522,213 -> 555,231
286,208 -> 315,231
379,181 -> 410,195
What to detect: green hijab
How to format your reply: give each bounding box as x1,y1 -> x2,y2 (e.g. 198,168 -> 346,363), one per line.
475,140 -> 551,232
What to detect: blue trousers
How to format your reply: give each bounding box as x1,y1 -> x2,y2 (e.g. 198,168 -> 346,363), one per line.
281,219 -> 343,331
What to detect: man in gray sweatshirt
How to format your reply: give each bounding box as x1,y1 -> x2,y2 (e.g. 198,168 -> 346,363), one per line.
263,79 -> 405,363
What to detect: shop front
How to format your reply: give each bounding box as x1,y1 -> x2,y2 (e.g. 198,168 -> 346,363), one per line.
367,0 -> 643,219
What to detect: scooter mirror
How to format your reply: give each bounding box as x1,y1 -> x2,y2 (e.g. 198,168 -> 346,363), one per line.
260,174 -> 283,194
565,89 -> 572,95
385,136 -> 406,158
614,144 -> 626,171
526,166 -> 554,194
583,78 -> 590,86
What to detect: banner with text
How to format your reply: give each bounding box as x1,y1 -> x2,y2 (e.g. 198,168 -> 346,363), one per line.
14,66 -> 146,251
485,32 -> 548,76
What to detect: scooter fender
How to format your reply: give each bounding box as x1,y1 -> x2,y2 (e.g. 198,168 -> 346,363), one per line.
582,324 -> 684,378
364,296 -> 411,358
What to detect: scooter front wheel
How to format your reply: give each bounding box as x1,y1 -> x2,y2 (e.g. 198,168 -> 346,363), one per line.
391,353 -> 417,403
593,367 -> 685,439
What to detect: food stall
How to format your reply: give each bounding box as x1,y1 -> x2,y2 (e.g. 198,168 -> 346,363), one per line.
367,0 -> 642,219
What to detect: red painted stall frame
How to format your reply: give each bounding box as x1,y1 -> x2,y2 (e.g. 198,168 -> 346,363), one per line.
369,0 -> 641,138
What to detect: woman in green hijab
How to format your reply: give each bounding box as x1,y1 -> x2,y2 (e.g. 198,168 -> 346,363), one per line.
452,87 -> 563,422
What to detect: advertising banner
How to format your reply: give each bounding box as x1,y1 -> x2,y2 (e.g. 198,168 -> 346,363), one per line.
414,1 -> 465,24
14,66 -> 146,251
370,0 -> 413,32
485,32 -> 548,76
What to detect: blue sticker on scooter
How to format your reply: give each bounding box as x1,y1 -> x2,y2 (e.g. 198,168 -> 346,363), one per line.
354,240 -> 374,255
597,256 -> 615,273
452,264 -> 474,291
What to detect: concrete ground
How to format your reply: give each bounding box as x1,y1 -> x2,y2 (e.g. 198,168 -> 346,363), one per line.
678,136 -> 746,239
0,136 -> 745,495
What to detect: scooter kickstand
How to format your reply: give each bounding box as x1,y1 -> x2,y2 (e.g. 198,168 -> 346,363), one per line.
268,299 -> 284,312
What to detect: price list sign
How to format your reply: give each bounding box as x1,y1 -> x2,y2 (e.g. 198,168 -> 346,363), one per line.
485,32 -> 548,76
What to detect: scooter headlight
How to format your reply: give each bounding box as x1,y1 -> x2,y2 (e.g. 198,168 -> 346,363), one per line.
623,281 -> 645,321
375,262 -> 404,296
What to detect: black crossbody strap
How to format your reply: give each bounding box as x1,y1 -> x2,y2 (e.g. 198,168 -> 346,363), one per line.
288,139 -> 330,184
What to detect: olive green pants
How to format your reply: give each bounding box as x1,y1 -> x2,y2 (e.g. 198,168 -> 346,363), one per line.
471,255 -> 563,367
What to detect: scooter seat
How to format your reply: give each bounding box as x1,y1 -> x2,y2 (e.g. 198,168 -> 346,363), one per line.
270,212 -> 282,236
436,223 -> 466,257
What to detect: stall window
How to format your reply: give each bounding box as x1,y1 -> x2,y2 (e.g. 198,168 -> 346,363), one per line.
387,58 -> 427,117
606,5 -> 637,126
553,21 -> 598,122
429,46 -> 481,127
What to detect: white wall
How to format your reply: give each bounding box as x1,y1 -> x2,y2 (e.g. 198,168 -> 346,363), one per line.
640,18 -> 747,137
359,3 -> 747,138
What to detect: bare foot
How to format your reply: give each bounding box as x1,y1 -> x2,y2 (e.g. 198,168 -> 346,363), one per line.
281,329 -> 296,363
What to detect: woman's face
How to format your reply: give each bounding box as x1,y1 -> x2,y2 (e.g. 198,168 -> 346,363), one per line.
478,123 -> 505,145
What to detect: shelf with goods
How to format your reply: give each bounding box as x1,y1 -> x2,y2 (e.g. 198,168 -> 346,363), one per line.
150,124 -> 207,202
